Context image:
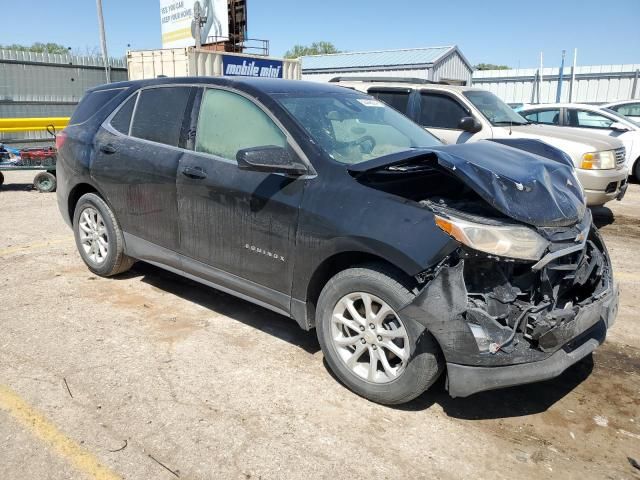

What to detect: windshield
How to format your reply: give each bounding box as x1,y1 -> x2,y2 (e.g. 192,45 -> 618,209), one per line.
276,93 -> 441,164
464,90 -> 529,126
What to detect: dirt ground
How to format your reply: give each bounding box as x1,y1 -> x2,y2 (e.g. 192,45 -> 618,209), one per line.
0,170 -> 639,480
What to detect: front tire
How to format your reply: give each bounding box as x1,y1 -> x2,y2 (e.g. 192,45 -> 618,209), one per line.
316,264 -> 443,405
73,193 -> 134,276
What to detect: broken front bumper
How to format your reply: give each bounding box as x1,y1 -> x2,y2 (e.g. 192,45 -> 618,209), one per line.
447,282 -> 618,397
398,231 -> 619,398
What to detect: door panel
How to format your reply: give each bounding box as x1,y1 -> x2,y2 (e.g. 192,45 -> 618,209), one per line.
91,86 -> 194,252
92,129 -> 183,251
176,88 -> 305,297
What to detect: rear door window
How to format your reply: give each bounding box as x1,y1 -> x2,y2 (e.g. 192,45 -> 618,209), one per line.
367,89 -> 410,114
568,109 -> 614,129
419,93 -> 468,129
522,109 -> 561,125
110,93 -> 138,135
195,89 -> 286,161
130,87 -> 192,147
70,88 -> 126,125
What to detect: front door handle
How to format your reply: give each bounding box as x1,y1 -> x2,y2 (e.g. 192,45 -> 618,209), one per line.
100,144 -> 116,154
182,166 -> 207,179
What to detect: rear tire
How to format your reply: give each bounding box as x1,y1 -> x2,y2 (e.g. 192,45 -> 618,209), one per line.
73,193 -> 134,276
33,171 -> 56,193
316,264 -> 443,405
0,171 -> 4,188
634,158 -> 640,183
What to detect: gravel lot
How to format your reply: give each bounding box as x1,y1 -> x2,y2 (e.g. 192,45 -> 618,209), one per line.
1,170 -> 639,479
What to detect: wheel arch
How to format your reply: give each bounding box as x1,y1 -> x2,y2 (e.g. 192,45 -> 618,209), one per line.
302,251 -> 418,329
67,182 -> 113,223
633,155 -> 640,181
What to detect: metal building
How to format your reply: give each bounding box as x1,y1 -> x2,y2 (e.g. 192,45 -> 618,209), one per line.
301,46 -> 473,85
0,49 -> 127,144
472,64 -> 640,104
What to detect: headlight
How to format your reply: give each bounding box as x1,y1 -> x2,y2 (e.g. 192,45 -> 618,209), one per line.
435,214 -> 549,261
581,150 -> 616,170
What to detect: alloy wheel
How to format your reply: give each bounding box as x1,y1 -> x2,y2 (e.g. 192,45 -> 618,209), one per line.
330,292 -> 410,384
78,207 -> 109,264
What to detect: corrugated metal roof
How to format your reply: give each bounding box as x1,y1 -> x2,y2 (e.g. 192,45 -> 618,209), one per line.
301,46 -> 455,71
0,49 -> 126,68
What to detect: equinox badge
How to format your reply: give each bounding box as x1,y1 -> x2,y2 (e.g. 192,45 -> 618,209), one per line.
245,244 -> 285,262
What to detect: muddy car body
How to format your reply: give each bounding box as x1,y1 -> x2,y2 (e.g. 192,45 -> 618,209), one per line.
56,78 -> 618,404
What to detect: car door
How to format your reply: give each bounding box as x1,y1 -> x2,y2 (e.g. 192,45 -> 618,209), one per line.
416,91 -> 479,144
93,86 -> 195,253
175,87 -> 306,310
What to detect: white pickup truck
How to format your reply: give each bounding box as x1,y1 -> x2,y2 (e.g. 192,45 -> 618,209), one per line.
332,77 -> 628,206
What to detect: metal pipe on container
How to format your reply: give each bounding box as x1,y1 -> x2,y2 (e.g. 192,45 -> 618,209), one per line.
556,50 -> 566,103
568,48 -> 577,102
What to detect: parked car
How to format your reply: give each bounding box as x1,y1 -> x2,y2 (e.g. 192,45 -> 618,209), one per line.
604,100 -> 640,123
519,103 -> 640,181
332,77 -> 628,206
56,77 -> 618,404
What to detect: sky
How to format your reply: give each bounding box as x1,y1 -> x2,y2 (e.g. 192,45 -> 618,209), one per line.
0,0 -> 638,68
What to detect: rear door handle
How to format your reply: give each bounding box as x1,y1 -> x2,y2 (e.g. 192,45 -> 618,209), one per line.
182,166 -> 207,179
100,144 -> 116,154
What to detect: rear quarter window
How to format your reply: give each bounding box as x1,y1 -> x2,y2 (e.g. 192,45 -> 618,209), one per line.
110,93 -> 138,134
69,88 -> 126,125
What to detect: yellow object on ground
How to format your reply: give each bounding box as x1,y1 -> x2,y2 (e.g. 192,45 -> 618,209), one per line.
0,117 -> 69,133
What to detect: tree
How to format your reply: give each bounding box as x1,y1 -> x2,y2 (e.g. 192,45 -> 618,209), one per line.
0,42 -> 69,54
284,41 -> 341,59
474,63 -> 510,71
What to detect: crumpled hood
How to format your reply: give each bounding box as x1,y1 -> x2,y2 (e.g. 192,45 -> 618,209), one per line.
348,140 -> 586,228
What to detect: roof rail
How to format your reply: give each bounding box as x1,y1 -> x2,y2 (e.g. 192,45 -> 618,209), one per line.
328,76 -> 450,85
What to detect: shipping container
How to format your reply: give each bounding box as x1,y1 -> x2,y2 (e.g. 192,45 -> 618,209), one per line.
127,48 -> 301,81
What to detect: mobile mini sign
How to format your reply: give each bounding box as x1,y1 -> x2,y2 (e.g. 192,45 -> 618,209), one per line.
222,55 -> 284,78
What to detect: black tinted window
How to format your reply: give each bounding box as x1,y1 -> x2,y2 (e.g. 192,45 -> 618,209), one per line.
130,87 -> 191,146
368,90 -> 410,113
419,93 -> 468,129
110,93 -> 137,134
70,88 -> 125,125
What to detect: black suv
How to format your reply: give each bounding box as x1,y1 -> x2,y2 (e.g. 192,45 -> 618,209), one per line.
56,77 -> 618,404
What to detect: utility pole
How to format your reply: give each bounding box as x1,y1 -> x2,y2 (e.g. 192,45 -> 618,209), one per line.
96,0 -> 111,83
193,1 -> 207,49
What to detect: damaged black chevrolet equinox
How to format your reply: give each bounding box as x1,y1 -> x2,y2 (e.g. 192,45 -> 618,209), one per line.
56,78 -> 618,404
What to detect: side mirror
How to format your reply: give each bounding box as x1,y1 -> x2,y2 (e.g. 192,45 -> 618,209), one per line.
458,116 -> 482,133
610,122 -> 630,132
236,145 -> 308,176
